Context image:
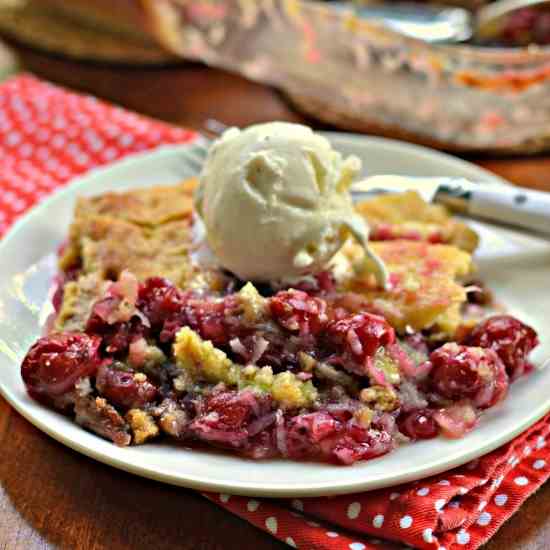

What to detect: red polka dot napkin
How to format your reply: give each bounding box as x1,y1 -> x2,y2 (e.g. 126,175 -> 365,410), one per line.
204,417 -> 550,549
0,74 -> 195,234
1,74 -> 549,550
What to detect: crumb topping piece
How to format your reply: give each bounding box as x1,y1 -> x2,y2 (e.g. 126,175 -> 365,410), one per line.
338,240 -> 473,335
356,190 -> 479,252
126,409 -> 160,445
74,394 -> 131,447
360,385 -> 399,411
173,327 -> 318,409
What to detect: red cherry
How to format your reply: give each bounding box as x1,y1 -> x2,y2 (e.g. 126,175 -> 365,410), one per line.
464,315 -> 538,380
270,289 -> 328,336
398,409 -> 439,440
95,364 -> 158,410
327,312 -> 395,361
21,332 -> 101,399
429,343 -> 508,409
137,277 -> 187,328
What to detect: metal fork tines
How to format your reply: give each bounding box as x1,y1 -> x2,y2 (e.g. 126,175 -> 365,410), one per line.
183,119 -> 228,172
182,137 -> 211,173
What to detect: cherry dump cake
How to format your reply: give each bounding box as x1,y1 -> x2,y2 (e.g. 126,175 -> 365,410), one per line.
20,125 -> 540,466
21,181 -> 539,464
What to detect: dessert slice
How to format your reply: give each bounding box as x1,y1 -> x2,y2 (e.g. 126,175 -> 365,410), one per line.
55,273 -> 109,332
356,190 -> 479,252
59,181 -> 198,281
337,240 -> 473,335
55,180 -> 228,331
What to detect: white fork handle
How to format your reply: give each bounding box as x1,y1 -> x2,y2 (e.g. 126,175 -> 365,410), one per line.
468,187 -> 550,236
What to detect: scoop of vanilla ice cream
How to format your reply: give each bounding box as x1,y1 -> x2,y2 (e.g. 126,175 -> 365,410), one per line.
195,122 -> 385,283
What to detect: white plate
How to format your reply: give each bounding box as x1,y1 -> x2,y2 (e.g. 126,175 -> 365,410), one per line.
0,134 -> 549,497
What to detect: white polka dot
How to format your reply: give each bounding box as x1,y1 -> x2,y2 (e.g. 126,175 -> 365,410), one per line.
438,547 -> 447,550
52,116 -> 67,130
533,459 -> 546,470
477,511 -> 492,526
457,487 -> 468,495
247,499 -> 260,512
286,537 -> 297,548
36,147 -> 51,161
494,494 -> 508,506
508,455 -> 517,464
88,139 -> 105,153
515,476 -> 529,486
536,436 -> 546,449
265,516 -> 278,534
66,143 -> 81,155
478,500 -> 487,511
399,515 -> 413,529
438,479 -> 450,486
101,147 -> 118,161
423,528 -> 433,543
219,493 -> 230,503
435,499 -> 446,512
36,128 -> 51,143
56,166 -> 70,179
5,131 -> 21,146
18,143 -> 33,157
349,544 -> 365,550
326,532 -> 339,538
74,154 -> 90,166
119,134 -> 134,147
389,492 -> 400,500
51,135 -> 66,149
524,446 -> 532,456
372,514 -> 384,528
347,502 -> 361,519
291,499 -> 303,511
456,529 -> 470,545
417,487 -> 430,496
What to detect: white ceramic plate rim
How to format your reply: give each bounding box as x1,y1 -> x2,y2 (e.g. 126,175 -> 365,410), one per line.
0,134 -> 548,497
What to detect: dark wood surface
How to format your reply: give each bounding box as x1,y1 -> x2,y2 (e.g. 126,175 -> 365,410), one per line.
1,41 -> 550,550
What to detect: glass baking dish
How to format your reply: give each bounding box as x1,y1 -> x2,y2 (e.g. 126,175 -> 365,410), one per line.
147,0 -> 550,154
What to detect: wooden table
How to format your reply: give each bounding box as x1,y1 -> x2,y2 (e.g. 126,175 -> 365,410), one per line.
1,42 -> 549,550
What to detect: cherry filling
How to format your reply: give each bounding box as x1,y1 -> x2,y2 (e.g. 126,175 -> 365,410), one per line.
464,315 -> 539,381
190,390 -> 274,448
428,343 -> 509,409
21,332 -> 102,402
398,409 -> 439,440
283,411 -> 394,464
95,364 -> 158,410
21,272 -> 539,464
327,313 -> 395,361
137,277 -> 246,346
270,289 -> 329,336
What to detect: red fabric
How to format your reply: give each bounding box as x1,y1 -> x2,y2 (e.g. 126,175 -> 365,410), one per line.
0,74 -> 196,234
1,74 -> 549,550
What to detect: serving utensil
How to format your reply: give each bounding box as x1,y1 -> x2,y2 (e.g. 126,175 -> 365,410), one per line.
343,0 -> 550,44
353,175 -> 550,237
